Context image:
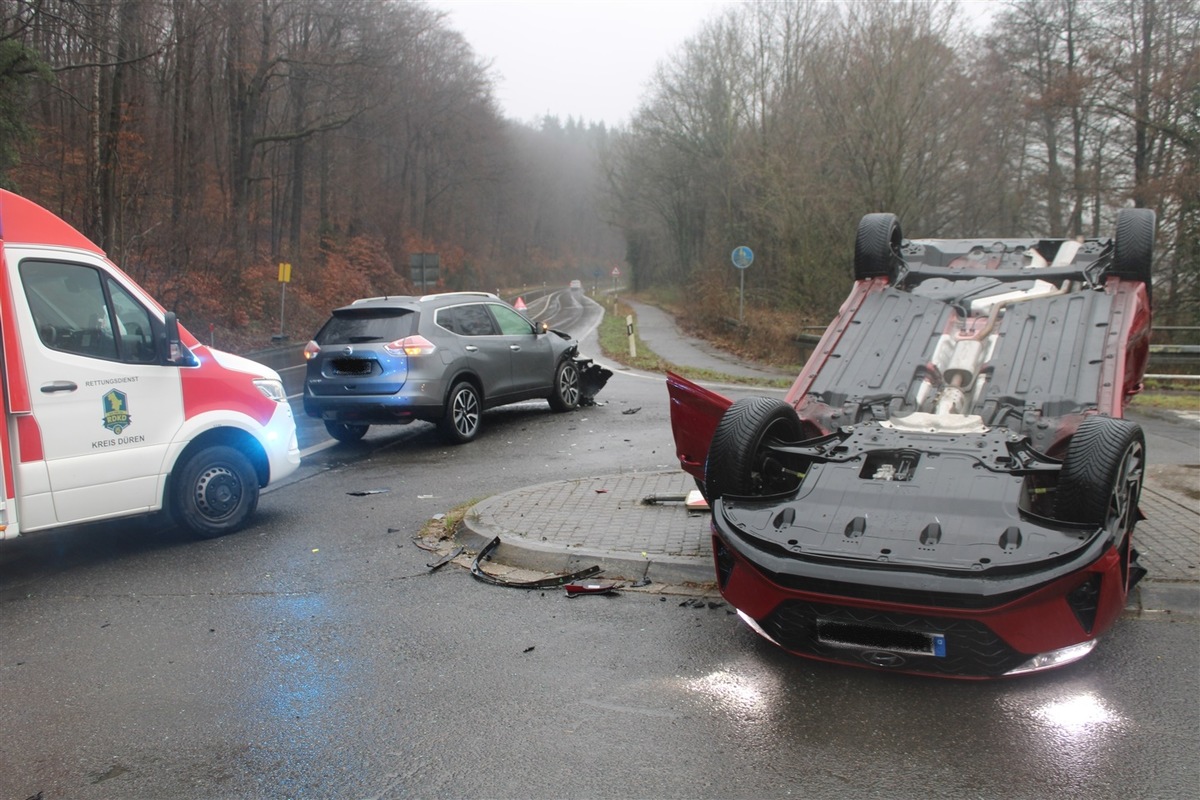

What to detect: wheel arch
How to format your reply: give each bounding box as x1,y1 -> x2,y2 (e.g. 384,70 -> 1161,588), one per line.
164,427 -> 268,511
443,369 -> 485,409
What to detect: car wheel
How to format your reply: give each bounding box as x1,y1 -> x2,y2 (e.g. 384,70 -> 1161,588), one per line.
705,397 -> 803,501
324,421 -> 369,443
1108,207 -> 1155,302
171,445 -> 259,538
549,359 -> 581,411
853,212 -> 903,282
1056,416 -> 1145,530
440,381 -> 482,444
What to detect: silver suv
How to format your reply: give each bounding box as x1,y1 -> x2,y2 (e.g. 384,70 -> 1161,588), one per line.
303,292 -> 603,443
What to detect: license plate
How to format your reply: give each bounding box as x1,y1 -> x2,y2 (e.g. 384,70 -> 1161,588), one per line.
816,620 -> 947,657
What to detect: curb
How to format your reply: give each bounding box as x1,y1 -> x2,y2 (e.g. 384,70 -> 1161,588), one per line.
456,492 -> 717,588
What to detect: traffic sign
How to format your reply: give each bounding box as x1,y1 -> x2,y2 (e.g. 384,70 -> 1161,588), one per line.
731,246 -> 753,269
611,267 -> 621,277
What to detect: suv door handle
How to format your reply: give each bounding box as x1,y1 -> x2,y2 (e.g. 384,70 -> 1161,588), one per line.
464,345 -> 478,352
509,345 -> 521,351
41,380 -> 78,393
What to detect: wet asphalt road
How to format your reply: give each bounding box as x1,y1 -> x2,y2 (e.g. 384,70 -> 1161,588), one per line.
0,290 -> 1197,799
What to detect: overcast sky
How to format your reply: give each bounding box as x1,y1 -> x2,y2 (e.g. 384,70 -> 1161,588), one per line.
434,0 -> 731,128
434,1 -> 1000,129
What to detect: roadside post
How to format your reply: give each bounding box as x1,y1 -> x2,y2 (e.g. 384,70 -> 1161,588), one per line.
410,252 -> 439,293
731,245 -> 753,322
626,315 -> 636,357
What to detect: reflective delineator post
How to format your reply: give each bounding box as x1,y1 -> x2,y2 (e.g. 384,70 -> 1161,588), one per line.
626,315 -> 636,358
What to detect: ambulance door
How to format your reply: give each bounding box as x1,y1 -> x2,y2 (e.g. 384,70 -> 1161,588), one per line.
17,257 -> 185,525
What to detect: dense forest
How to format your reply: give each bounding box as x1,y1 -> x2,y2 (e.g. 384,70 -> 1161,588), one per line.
0,0 -> 624,344
611,0 -> 1198,331
0,0 -> 1196,349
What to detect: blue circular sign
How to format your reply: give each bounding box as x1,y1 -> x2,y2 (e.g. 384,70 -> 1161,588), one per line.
731,246 -> 754,269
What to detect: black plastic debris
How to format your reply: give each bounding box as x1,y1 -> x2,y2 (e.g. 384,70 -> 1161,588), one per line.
426,547 -> 464,572
470,536 -> 601,589
622,406 -> 641,415
347,488 -> 389,496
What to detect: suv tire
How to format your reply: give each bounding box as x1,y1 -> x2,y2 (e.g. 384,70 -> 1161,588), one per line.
440,381 -> 482,444
325,421 -> 369,443
548,359 -> 581,411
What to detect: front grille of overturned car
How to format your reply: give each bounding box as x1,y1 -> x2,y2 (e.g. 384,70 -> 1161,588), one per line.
1066,574 -> 1102,634
761,601 -> 1030,677
715,539 -> 735,591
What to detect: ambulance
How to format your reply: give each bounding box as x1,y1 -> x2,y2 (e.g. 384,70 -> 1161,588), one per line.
0,189 -> 299,540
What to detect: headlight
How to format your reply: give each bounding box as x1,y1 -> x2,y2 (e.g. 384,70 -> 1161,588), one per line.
254,378 -> 287,402
1004,640 -> 1097,676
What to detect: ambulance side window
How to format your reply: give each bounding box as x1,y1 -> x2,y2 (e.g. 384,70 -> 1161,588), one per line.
107,278 -> 157,364
20,260 -> 154,363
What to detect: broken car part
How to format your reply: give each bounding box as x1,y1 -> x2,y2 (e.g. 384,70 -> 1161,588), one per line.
470,536 -> 601,589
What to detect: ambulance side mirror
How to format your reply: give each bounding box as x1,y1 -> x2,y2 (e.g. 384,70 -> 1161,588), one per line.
163,312 -> 194,366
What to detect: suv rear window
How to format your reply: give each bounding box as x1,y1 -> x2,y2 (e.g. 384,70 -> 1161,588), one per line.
316,308 -> 416,344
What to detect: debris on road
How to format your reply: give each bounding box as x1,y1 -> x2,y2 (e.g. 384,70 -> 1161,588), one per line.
426,547 -> 464,572
470,536 -> 601,589
678,598 -> 725,609
641,493 -> 687,505
347,488 -> 389,496
641,490 -> 709,511
565,580 -> 620,597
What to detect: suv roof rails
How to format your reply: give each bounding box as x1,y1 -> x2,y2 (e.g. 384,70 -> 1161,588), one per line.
345,291 -> 500,307
417,291 -> 499,302
349,295 -> 416,305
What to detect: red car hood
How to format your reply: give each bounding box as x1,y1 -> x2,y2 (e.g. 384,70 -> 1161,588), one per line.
666,372 -> 731,483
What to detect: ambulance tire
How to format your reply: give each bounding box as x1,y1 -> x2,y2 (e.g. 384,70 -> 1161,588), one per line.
172,445 -> 260,538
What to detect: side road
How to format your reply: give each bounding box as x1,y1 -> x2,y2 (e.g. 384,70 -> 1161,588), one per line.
457,300 -> 1199,617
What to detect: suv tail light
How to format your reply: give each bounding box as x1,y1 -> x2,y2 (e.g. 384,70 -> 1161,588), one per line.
385,335 -> 436,357
303,340 -> 321,360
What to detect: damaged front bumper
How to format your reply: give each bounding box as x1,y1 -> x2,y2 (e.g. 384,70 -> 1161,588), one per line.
575,356 -> 612,406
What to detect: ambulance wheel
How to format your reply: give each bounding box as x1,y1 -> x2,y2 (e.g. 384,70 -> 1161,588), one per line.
172,445 -> 260,538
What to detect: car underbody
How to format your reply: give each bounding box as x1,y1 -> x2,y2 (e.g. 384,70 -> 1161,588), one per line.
668,210 -> 1155,678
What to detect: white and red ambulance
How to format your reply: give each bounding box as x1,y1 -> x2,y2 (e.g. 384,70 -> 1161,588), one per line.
0,189 -> 299,539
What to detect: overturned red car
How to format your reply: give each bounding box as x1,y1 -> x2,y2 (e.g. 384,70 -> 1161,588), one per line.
668,210 -> 1155,678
